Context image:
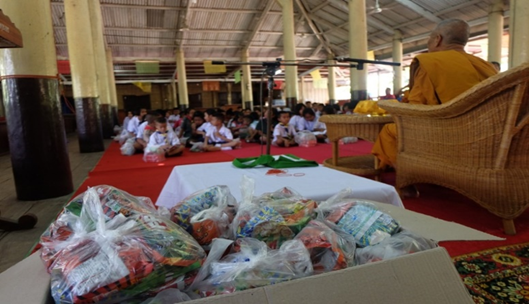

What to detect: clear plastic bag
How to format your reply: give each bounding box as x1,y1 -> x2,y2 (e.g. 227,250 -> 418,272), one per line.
143,146 -> 166,163
40,186 -> 206,304
233,184 -> 316,249
295,220 -> 356,274
192,238 -> 313,297
170,186 -> 238,248
318,189 -> 400,247
120,137 -> 136,156
294,130 -> 317,147
355,230 -> 437,265
140,288 -> 191,304
118,128 -> 132,144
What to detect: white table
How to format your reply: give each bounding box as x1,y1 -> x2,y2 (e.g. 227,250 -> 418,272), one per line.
156,161 -> 403,209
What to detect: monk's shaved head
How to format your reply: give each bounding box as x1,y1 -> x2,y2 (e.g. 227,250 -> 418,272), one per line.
433,19 -> 470,46
427,19 -> 469,52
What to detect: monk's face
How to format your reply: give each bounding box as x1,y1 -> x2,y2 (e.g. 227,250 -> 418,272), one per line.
427,32 -> 442,52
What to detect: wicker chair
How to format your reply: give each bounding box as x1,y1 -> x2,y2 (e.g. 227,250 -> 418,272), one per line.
378,63 -> 529,235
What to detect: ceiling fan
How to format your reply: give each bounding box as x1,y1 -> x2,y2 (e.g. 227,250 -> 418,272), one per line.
367,0 -> 390,15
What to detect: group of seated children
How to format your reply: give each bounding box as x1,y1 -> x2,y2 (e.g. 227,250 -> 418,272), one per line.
119,101 -> 358,158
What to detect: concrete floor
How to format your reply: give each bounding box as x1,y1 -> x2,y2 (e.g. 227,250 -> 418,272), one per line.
0,135 -> 110,273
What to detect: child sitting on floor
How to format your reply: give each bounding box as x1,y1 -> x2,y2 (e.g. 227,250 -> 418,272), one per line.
133,112 -> 157,153
201,112 -> 240,152
148,117 -> 184,157
273,111 -> 297,147
300,108 -> 327,143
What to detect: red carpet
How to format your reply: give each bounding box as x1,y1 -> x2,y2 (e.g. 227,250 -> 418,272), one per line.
89,142 -> 235,176
452,242 -> 529,303
75,140 -> 529,258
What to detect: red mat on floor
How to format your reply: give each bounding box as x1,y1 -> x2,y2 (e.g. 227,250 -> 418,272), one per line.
89,142 -> 235,176
74,140 -> 529,258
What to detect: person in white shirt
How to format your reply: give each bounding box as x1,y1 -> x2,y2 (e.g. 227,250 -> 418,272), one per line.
196,108 -> 215,137
202,112 -> 241,151
300,108 -> 327,143
127,108 -> 147,136
122,111 -> 133,131
273,111 -> 297,147
290,103 -> 306,131
148,117 -> 184,157
133,112 -> 157,152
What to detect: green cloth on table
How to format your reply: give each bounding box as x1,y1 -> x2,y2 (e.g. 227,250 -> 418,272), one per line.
232,154 -> 319,169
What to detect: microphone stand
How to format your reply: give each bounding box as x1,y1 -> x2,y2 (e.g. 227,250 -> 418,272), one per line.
263,60 -> 282,156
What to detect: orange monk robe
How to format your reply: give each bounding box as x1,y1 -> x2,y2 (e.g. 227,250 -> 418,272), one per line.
372,50 -> 497,168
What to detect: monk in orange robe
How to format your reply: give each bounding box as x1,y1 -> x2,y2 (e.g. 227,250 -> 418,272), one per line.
372,19 -> 497,174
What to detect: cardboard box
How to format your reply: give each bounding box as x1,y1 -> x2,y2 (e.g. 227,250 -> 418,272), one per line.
0,200 -> 481,304
0,247 -> 472,304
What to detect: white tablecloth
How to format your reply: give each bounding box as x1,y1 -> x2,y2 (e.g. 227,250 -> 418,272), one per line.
156,161 -> 403,209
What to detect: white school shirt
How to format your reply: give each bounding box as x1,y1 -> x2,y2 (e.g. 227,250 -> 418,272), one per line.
148,130 -> 180,148
272,124 -> 297,143
198,122 -> 212,133
206,125 -> 233,143
249,120 -> 259,130
136,121 -> 148,139
168,114 -> 180,124
289,115 -> 303,131
300,118 -> 326,132
127,116 -> 140,134
123,117 -> 131,129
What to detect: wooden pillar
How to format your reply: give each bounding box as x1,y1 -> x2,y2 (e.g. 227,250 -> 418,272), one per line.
327,53 -> 337,104
105,48 -> 119,125
175,48 -> 189,109
392,30 -> 403,96
241,49 -> 253,109
488,0 -> 504,66
349,0 -> 368,107
299,76 -> 305,104
64,0 -> 104,152
171,79 -> 178,108
89,0 -> 113,138
279,0 -> 299,109
510,0 -> 529,68
0,0 -> 73,199
227,83 -> 233,105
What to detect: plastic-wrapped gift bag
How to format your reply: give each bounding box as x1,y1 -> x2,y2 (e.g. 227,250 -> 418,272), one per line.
318,188 -> 399,247
233,181 -> 315,249
294,130 -> 317,147
143,146 -> 166,163
120,138 -> 136,156
170,186 -> 237,248
192,238 -> 313,297
40,186 -> 206,304
295,220 -> 356,274
355,230 -> 437,265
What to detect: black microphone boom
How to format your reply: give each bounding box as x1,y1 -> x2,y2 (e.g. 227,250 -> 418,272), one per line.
334,57 -> 400,70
